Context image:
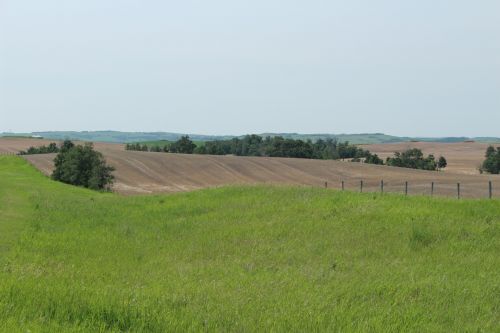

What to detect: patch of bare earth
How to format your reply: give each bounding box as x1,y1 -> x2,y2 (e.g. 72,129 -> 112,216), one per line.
361,141 -> 493,175
2,138 -> 498,198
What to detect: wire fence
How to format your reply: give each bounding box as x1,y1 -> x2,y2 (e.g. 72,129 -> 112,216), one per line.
2,152 -> 498,199
323,179 -> 497,199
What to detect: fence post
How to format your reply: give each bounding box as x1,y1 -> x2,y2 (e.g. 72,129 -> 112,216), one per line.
360,180 -> 363,193
457,183 -> 460,199
431,182 -> 434,196
489,181 -> 492,199
381,180 -> 384,193
325,181 -> 328,189
405,181 -> 408,196
341,181 -> 345,191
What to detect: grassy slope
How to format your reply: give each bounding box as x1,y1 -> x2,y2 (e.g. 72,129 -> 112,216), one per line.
0,156 -> 499,332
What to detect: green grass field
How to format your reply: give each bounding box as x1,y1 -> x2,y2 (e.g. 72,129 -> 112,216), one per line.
0,156 -> 499,332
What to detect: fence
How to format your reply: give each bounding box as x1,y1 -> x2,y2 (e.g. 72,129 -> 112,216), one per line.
323,180 -> 496,199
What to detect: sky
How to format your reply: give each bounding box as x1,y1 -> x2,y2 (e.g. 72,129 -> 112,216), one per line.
1,0 -> 499,137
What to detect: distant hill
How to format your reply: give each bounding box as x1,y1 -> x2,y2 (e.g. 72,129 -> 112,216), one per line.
1,131 -> 499,145
0,131 -> 234,143
259,133 -> 407,144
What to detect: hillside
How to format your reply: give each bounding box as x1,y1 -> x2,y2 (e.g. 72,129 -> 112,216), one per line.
362,141 -> 496,175
1,137 -> 497,198
0,156 -> 499,331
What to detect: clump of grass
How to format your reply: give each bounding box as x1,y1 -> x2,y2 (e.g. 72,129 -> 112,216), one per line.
409,225 -> 435,248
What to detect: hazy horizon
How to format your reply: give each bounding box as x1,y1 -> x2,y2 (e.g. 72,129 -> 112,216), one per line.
1,1 -> 499,137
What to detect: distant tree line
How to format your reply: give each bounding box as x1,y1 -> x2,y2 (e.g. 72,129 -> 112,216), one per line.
386,149 -> 447,171
125,136 -> 197,154
123,135 -> 456,171
125,134 -> 384,163
18,143 -> 59,155
125,143 -> 150,152
197,135 -> 385,162
480,146 -> 500,174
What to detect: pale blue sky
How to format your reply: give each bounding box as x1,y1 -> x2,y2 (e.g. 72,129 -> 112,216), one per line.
1,0 -> 499,136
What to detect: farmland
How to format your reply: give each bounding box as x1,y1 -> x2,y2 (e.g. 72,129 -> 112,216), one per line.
2,138 -> 498,198
0,155 -> 499,331
362,141 -> 494,175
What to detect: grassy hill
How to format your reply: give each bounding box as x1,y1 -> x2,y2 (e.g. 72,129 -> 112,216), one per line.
0,156 -> 499,332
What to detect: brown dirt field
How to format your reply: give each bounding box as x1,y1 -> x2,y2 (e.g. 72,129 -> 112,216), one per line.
361,141 -> 496,175
0,137 -> 125,154
2,138 -> 498,198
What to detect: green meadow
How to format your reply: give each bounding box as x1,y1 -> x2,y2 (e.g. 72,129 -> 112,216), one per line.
0,156 -> 499,332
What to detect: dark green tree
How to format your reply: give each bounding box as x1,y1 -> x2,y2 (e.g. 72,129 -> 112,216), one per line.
52,142 -> 115,190
481,146 -> 500,174
386,149 -> 441,171
365,153 -> 384,165
18,142 -> 60,155
171,136 -> 196,154
438,156 -> 447,170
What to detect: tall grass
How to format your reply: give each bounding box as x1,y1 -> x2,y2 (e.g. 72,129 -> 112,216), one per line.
0,156 -> 499,332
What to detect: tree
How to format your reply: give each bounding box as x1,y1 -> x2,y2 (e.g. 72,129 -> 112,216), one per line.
485,146 -> 496,158
150,145 -> 161,152
18,142 -> 60,155
60,140 -> 75,153
171,136 -> 196,154
365,153 -> 384,165
437,156 -> 447,170
481,146 -> 500,174
52,142 -> 115,190
386,149 -> 442,171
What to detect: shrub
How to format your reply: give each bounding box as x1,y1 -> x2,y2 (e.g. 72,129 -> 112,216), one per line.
386,149 -> 441,171
169,136 -> 196,154
481,146 -> 500,174
52,141 -> 115,190
437,156 -> 447,170
18,142 -> 59,155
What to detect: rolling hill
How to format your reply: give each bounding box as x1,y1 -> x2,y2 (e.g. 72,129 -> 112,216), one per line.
2,131 -> 500,145
1,138 -> 498,198
0,155 -> 499,331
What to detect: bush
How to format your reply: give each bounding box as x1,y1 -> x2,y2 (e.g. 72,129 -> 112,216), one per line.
18,142 -> 59,155
386,149 -> 441,171
169,136 -> 196,154
481,146 -> 500,174
364,153 -> 384,165
437,156 -> 447,170
52,141 -> 115,190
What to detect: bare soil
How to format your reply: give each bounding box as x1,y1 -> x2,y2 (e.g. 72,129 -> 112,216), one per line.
2,138 -> 498,198
361,141 -> 495,175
